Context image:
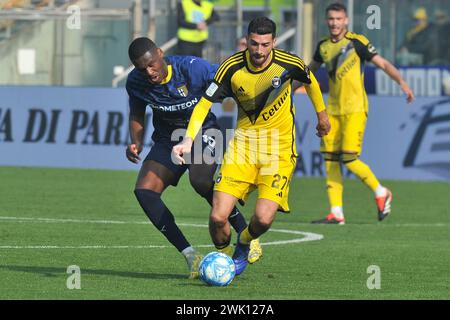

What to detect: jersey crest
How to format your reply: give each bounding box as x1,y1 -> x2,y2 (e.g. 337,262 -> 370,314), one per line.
177,85 -> 188,97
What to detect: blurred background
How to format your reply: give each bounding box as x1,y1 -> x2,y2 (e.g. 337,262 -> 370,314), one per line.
1,0 -> 449,180
0,0 -> 449,87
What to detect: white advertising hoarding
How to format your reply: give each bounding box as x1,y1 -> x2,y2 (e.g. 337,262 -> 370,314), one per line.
0,86 -> 449,181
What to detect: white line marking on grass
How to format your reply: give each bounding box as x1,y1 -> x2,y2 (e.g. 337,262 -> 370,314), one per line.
0,216 -> 323,249
386,223 -> 449,227
1,216 -> 448,227
0,216 -> 149,225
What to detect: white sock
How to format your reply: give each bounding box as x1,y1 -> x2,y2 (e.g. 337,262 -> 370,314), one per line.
375,185 -> 387,198
331,206 -> 344,219
181,246 -> 195,257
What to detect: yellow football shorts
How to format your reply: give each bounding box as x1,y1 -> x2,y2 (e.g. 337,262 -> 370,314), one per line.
320,112 -> 367,155
214,144 -> 296,213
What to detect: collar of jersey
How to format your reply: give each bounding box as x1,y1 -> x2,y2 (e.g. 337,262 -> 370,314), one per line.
245,50 -> 274,74
160,65 -> 173,85
330,31 -> 349,44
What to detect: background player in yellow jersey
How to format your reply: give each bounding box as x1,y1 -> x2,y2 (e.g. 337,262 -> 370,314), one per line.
309,3 -> 415,224
173,17 -> 330,275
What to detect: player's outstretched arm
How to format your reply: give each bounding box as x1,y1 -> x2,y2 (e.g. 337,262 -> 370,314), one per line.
370,55 -> 415,104
304,72 -> 331,137
172,97 -> 213,165
126,106 -> 145,164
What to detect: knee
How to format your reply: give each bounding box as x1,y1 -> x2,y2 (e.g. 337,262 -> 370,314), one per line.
253,215 -> 273,231
210,208 -> 229,228
342,153 -> 358,168
323,152 -> 341,162
133,189 -> 167,226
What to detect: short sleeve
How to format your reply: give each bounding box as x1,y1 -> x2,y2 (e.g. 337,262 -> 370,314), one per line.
313,41 -> 324,63
186,57 -> 219,90
202,59 -> 235,102
126,76 -> 147,110
128,95 -> 147,110
202,79 -> 226,103
292,65 -> 312,84
353,35 -> 378,61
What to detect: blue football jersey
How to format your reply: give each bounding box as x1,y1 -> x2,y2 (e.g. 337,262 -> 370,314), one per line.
126,55 -> 219,142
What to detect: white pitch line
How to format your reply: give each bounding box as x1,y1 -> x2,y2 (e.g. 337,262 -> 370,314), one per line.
385,223 -> 449,227
0,216 -> 324,249
0,216 -> 148,225
1,216 -> 448,227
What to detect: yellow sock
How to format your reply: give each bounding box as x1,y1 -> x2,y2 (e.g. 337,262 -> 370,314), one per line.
325,159 -> 343,208
239,227 -> 254,245
217,244 -> 233,257
345,159 -> 380,192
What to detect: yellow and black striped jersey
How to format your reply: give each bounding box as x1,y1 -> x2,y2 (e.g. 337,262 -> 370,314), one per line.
313,31 -> 378,115
203,48 -> 312,153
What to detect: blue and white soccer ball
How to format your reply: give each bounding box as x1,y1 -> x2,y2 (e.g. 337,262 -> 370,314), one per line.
199,252 -> 236,286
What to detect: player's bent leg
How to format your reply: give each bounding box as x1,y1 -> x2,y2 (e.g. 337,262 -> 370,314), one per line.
233,199 -> 278,275
135,160 -> 202,278
342,153 -> 392,221
189,164 -> 247,233
342,152 -> 379,191
135,160 -> 175,191
251,198 -> 279,236
246,198 -> 281,263
134,188 -> 202,278
317,114 -> 345,224
312,152 -> 345,224
209,191 -> 238,250
188,163 -> 217,199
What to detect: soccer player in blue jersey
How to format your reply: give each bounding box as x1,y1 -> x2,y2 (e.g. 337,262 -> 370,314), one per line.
125,37 -> 261,279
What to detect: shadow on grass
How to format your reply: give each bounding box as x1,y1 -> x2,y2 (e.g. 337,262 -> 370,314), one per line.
0,265 -> 187,280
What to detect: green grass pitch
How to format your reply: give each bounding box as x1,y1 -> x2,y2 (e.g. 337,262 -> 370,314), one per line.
0,166 -> 449,299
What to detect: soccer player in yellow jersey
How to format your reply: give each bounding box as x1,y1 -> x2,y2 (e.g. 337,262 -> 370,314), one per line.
309,3 -> 414,224
173,17 -> 330,275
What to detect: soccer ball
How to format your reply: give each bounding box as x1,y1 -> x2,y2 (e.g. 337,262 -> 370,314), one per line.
199,252 -> 236,286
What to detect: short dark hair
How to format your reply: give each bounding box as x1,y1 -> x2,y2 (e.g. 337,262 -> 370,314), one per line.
247,17 -> 276,37
128,37 -> 157,61
326,2 -> 347,15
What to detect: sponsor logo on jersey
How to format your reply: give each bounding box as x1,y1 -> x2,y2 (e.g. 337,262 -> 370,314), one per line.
262,89 -> 289,121
147,97 -> 198,112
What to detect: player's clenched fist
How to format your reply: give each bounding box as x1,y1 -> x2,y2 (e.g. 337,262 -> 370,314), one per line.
316,110 -> 331,137
126,143 -> 142,164
172,138 -> 193,165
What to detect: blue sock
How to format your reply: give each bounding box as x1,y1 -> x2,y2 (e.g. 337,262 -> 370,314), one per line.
134,189 -> 190,252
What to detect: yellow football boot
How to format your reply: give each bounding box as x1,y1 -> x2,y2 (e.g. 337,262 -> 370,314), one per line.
248,238 -> 263,264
